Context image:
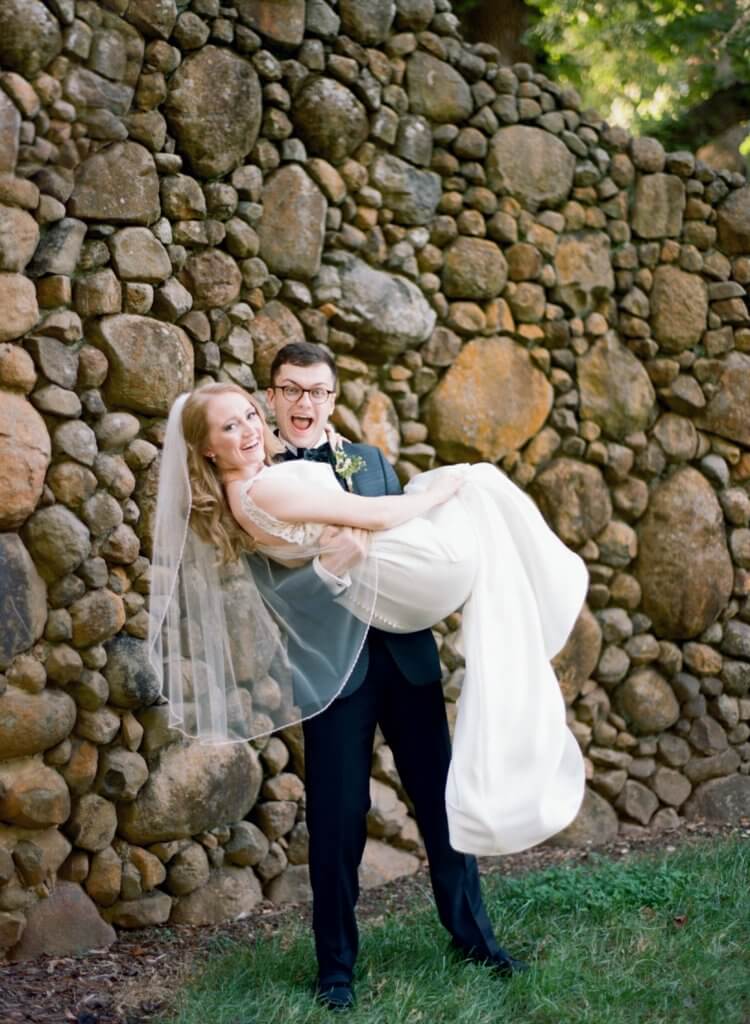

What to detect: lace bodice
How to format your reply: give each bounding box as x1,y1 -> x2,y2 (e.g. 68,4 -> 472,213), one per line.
239,465 -> 326,548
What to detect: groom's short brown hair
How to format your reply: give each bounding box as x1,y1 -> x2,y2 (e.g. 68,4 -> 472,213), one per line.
270,341 -> 337,384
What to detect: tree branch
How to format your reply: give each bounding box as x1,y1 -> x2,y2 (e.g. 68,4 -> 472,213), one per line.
650,82 -> 750,150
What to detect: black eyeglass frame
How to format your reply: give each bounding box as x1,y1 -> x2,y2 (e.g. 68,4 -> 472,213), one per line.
272,385 -> 336,405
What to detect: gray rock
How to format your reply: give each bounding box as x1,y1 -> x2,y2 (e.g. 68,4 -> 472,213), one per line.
306,0 -> 340,38
0,0 -> 62,77
258,165 -> 326,279
717,185 -> 750,254
487,125 -> 575,210
406,51 -> 472,123
632,174 -> 685,239
165,841 -> 210,896
615,779 -> 659,825
292,77 -> 369,164
109,228 -> 171,283
69,142 -> 160,225
651,266 -> 708,353
330,253 -> 436,362
165,46 -> 262,178
6,882 -> 115,961
554,232 -> 615,315
339,0 -> 395,44
614,668 -> 680,734
370,155 -> 441,227
0,205 -> 39,273
23,505 -> 91,581
25,336 -> 78,390
532,459 -> 611,547
64,67 -> 134,116
0,534 -> 47,671
235,0 -> 306,46
105,635 -> 160,710
684,775 -> 750,823
170,865 -> 263,925
0,91 -> 20,175
696,352 -> 750,447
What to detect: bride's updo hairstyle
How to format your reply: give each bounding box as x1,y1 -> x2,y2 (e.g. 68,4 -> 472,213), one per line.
181,382 -> 284,563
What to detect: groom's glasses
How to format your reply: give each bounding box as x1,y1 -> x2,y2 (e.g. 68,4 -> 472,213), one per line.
273,385 -> 335,404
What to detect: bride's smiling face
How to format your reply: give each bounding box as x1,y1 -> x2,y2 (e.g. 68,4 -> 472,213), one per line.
203,392 -> 265,476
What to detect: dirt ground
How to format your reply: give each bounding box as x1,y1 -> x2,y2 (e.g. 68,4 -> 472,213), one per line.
0,821 -> 741,1024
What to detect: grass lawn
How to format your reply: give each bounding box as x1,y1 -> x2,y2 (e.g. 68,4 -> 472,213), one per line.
162,836 -> 749,1024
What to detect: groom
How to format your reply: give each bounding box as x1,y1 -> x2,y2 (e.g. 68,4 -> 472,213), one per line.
266,341 -> 527,1011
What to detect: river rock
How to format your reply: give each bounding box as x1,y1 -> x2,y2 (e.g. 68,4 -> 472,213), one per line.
91,314 -> 193,416
360,389 -> 400,463
23,505 -> 91,581
96,748 -> 148,802
104,890 -> 172,928
180,249 -> 242,310
6,882 -> 115,961
170,865 -> 263,925
291,76 -> 369,164
27,218 -> 87,278
0,535 -> 47,669
109,227 -> 171,283
651,266 -> 708,353
0,89 -> 20,176
0,272 -> 39,342
69,142 -> 160,225
0,685 -> 76,759
635,467 -> 733,638
359,838 -> 419,888
165,841 -> 210,895
236,0 -> 306,45
532,459 -> 612,547
614,667 -> 680,735
442,237 -> 508,299
330,254 -> 435,362
0,394 -> 50,530
118,741 -> 262,844
165,46 -> 261,177
104,635 -> 160,710
246,299 -> 305,386
370,155 -> 441,227
487,125 -> 575,210
425,337 -> 552,462
554,232 -> 615,315
406,51 -> 472,123
0,0 -> 62,78
258,165 -> 326,279
265,864 -> 312,904
578,334 -> 656,440
66,794 -> 118,852
548,786 -> 618,846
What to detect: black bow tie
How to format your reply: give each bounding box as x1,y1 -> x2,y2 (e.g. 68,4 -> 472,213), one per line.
286,442 -> 332,463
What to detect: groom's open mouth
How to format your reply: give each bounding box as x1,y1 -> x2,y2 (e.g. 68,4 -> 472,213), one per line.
290,415 -> 314,433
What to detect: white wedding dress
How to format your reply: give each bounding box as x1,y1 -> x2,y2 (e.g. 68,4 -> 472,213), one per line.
241,460 -> 589,857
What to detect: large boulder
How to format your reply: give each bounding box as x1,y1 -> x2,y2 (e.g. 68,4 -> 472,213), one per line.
578,334 -> 656,440
69,142 -> 160,225
553,232 -> 615,315
405,51 -> 473,123
0,394 -> 50,529
0,686 -> 76,759
0,536 -> 46,669
684,775 -> 750,823
651,266 -> 708,353
6,883 -> 115,961
717,185 -> 750,254
635,467 -> 733,639
91,314 -> 193,416
0,0 -> 62,78
487,126 -> 575,210
117,741 -> 263,844
632,174 -> 685,239
532,459 -> 612,548
164,46 -> 262,177
330,254 -> 436,363
258,165 -> 327,280
425,337 -> 553,462
0,273 -> 39,342
291,77 -> 369,164
170,865 -> 263,925
695,352 -> 750,447
547,786 -> 618,847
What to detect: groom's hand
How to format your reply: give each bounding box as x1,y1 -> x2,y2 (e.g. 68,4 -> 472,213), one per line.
318,526 -> 369,580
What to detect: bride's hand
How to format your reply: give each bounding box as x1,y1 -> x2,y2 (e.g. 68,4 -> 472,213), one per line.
427,465 -> 469,505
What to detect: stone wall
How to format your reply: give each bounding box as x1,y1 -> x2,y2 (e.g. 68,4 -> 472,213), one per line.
1,0 -> 750,958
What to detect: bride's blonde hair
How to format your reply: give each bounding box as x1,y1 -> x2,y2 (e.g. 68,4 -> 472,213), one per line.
181,382 -> 284,563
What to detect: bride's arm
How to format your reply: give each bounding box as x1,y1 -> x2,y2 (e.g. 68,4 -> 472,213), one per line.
249,466 -> 464,531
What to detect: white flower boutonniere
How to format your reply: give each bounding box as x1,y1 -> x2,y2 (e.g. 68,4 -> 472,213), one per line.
333,446 -> 366,491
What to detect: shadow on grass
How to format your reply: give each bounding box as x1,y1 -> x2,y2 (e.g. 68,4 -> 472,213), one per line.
162,836 -> 750,1024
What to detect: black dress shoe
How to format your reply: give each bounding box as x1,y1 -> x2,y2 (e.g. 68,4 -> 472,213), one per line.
453,944 -> 530,977
315,981 -> 355,1011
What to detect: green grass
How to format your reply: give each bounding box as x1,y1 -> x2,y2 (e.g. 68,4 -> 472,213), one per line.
163,837 -> 750,1024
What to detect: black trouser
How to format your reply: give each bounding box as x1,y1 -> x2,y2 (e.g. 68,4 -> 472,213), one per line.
302,631 -> 500,985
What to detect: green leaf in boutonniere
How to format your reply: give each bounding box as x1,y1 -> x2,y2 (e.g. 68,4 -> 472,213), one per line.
333,447 -> 366,491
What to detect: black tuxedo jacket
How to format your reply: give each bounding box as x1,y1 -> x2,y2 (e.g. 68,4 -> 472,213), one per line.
263,441 -> 441,700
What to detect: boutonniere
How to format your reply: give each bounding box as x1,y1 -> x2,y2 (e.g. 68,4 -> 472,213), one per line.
333,446 -> 366,491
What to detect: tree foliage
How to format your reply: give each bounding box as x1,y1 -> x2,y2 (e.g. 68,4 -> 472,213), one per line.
523,0 -> 750,147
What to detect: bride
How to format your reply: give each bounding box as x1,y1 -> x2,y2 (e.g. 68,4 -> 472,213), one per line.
148,380 -> 588,856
